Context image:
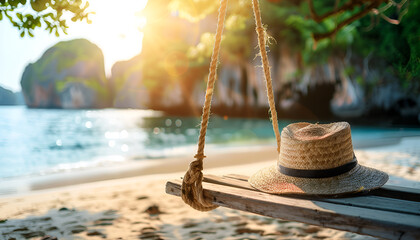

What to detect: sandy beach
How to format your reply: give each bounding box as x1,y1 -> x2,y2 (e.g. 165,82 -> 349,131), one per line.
1,138 -> 419,240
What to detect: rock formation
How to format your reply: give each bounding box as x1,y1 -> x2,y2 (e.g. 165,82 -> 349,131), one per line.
110,55 -> 150,109
0,86 -> 18,105
20,39 -> 111,109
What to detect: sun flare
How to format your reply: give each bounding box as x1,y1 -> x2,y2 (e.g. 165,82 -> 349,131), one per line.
68,0 -> 148,74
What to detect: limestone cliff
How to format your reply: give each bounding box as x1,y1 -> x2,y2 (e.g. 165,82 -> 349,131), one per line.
21,39 -> 111,109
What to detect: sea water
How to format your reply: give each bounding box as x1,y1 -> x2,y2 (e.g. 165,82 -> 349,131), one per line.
1,106 -> 420,181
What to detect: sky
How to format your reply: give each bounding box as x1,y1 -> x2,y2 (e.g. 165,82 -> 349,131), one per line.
0,0 -> 147,92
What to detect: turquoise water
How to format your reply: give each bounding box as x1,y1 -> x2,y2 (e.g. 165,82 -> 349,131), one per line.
1,106 -> 420,180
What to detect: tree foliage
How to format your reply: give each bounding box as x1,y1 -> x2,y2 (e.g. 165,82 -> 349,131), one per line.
167,0 -> 417,92
169,0 -> 359,66
260,0 -> 359,64
0,0 -> 91,37
354,0 -> 420,89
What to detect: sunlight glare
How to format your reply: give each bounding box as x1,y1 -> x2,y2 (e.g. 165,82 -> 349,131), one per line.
68,0 -> 148,75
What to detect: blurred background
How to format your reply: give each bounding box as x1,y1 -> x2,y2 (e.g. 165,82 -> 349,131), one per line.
0,0 -> 419,191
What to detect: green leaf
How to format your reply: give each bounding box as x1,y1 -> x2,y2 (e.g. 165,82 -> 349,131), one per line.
31,0 -> 48,12
16,12 -> 23,21
10,0 -> 19,7
55,30 -> 59,37
0,12 -> 2,21
20,31 -> 25,37
28,31 -> 34,37
44,13 -> 54,19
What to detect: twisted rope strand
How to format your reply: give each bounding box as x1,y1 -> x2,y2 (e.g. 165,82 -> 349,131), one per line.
181,0 -> 281,212
181,0 -> 228,212
252,0 -> 281,153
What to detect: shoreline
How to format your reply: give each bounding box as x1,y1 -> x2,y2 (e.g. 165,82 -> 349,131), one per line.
2,136 -> 420,198
0,144 -> 278,198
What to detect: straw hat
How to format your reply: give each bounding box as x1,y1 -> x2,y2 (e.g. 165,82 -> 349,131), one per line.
249,122 -> 388,195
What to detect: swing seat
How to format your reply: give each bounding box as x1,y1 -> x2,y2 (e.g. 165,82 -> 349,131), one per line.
166,174 -> 420,240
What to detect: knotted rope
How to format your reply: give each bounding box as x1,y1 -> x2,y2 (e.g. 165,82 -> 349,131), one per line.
181,0 -> 281,211
181,0 -> 228,212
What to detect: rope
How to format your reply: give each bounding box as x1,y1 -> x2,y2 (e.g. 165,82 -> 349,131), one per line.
181,0 -> 282,211
181,0 -> 228,212
251,0 -> 281,153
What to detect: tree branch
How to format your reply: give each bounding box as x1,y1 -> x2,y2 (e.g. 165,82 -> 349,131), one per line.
312,1 -> 382,42
308,0 -> 366,23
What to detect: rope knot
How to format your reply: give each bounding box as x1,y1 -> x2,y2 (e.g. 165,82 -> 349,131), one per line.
182,158 -> 218,211
190,159 -> 203,170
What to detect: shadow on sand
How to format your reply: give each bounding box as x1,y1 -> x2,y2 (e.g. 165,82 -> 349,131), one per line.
0,208 -> 118,239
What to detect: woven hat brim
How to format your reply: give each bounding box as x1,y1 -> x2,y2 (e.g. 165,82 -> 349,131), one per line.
248,164 -> 389,195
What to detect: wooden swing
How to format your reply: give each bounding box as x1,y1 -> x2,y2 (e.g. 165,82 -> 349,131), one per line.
166,0 -> 420,239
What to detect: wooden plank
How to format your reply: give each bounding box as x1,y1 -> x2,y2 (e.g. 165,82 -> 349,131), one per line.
372,185 -> 420,202
204,175 -> 255,191
321,196 -> 420,216
223,174 -> 246,179
224,174 -> 420,202
223,174 -> 250,181
166,179 -> 420,240
204,175 -> 420,216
